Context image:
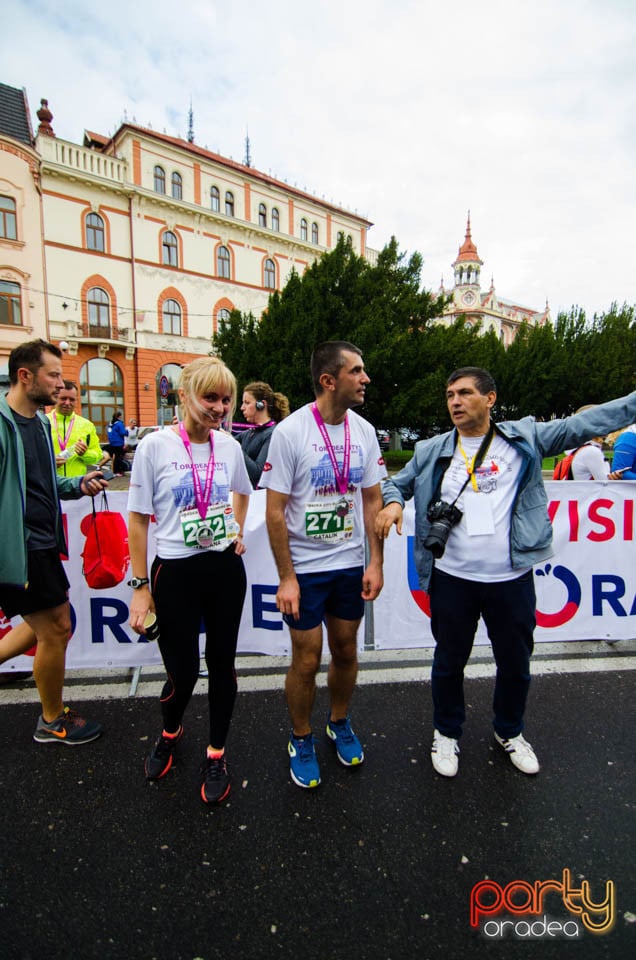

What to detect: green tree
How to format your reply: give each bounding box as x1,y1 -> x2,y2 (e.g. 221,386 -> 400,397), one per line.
212,309 -> 260,389
585,303 -> 636,400
213,236 -> 447,423
212,237 -> 635,432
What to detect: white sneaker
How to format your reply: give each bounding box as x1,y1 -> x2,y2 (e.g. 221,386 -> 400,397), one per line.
494,732 -> 540,775
431,729 -> 459,777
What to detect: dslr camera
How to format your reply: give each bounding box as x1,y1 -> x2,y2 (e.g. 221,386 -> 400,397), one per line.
424,499 -> 463,558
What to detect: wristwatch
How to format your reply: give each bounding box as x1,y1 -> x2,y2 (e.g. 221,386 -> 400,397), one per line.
127,577 -> 150,589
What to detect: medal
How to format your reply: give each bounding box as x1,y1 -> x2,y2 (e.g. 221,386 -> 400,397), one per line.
311,403 -> 351,494
178,422 -> 215,518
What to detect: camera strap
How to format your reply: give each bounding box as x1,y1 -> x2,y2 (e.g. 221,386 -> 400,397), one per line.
450,421 -> 495,507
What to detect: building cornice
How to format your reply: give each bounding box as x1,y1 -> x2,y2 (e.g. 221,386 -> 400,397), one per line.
105,123 -> 373,228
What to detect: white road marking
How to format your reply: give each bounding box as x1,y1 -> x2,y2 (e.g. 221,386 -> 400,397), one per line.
0,642 -> 633,703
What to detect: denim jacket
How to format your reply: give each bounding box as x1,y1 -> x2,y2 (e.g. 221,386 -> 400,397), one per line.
382,392 -> 636,592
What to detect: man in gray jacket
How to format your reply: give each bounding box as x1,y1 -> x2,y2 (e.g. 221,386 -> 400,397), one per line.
376,367 -> 636,778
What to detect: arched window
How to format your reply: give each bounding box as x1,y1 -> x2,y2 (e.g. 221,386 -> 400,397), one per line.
0,280 -> 21,326
80,357 -> 124,441
210,185 -> 220,212
153,165 -> 166,193
156,363 -> 182,425
271,207 -> 280,231
311,222 -> 319,244
162,298 -> 182,336
87,287 -> 110,337
0,196 -> 17,240
171,172 -> 183,200
300,218 -> 308,241
264,258 -> 276,290
217,245 -> 231,279
86,212 -> 105,252
225,191 -> 234,216
258,203 -> 267,227
162,230 -> 178,267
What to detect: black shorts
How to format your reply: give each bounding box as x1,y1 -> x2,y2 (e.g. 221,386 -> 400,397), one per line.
0,548 -> 70,618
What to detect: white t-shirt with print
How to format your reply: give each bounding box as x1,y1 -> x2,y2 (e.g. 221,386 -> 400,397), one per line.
127,427 -> 252,559
435,432 -> 529,582
259,404 -> 387,574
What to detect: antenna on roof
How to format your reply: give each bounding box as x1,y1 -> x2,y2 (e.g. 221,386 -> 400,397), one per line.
244,127 -> 252,167
187,98 -> 194,144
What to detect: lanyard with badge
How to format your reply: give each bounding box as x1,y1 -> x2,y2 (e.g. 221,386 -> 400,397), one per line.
454,422 -> 496,536
53,411 -> 75,454
306,404 -> 354,541
178,423 -> 239,550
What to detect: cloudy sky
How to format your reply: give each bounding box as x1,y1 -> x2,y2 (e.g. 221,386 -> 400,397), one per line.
3,0 -> 635,317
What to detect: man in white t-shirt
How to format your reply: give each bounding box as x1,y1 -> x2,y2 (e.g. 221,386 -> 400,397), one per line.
260,341 -> 386,789
376,367 -> 636,779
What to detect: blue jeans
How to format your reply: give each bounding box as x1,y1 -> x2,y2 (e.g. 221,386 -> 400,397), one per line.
429,568 -> 536,740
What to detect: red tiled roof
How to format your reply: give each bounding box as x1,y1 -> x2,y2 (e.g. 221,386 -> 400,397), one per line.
455,214 -> 483,264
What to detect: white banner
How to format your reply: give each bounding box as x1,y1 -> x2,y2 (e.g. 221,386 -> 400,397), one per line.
1,489 -> 291,670
1,482 -> 634,671
374,481 -> 636,648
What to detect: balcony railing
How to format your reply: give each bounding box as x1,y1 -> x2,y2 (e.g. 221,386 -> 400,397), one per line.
38,136 -> 127,184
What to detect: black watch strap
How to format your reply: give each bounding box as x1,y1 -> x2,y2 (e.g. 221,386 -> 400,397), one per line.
127,577 -> 150,589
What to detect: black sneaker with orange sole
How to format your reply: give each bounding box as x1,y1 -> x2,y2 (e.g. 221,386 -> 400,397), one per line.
33,707 -> 103,745
145,726 -> 184,780
200,754 -> 231,805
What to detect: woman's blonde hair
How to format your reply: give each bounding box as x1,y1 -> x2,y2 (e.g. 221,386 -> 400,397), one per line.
179,356 -> 237,423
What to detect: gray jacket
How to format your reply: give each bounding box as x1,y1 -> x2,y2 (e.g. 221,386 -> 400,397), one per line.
382,392 -> 636,591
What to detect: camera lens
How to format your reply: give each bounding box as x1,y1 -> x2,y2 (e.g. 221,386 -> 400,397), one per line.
424,501 -> 462,558
424,517 -> 455,558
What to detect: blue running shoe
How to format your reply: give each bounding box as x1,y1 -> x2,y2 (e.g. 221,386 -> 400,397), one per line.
326,716 -> 364,766
288,732 -> 321,788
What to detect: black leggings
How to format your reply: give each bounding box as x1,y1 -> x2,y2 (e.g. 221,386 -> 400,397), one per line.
150,548 -> 247,747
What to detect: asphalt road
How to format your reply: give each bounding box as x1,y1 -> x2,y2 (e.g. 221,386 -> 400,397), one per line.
1,666 -> 634,960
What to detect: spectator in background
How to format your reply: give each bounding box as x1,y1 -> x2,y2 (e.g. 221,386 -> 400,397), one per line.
570,405 -> 610,480
609,424 -> 636,480
103,410 -> 129,474
238,381 -> 290,487
47,380 -> 103,477
126,418 -> 140,455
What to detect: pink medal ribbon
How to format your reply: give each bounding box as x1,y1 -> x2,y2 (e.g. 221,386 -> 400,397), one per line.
311,403 -> 351,494
179,423 -> 216,519
53,412 -> 75,452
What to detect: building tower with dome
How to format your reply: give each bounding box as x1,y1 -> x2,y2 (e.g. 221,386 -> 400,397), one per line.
438,214 -> 550,346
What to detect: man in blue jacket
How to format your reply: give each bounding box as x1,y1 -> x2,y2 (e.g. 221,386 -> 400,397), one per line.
0,339 -> 108,744
376,367 -> 636,779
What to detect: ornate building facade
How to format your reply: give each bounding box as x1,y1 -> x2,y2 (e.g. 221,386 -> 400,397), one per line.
0,84 -> 372,438
438,215 -> 550,345
0,83 -> 48,389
